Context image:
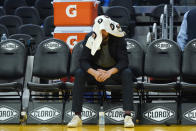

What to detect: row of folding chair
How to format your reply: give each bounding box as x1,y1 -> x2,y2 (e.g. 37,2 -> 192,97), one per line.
2,36 -> 196,103
0,6 -> 53,25
1,36 -> 195,103
0,15 -> 54,44
0,0 -> 53,22
0,37 -> 196,124
0,0 -> 38,7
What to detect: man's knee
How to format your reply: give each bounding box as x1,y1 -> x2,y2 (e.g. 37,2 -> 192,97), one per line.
120,68 -> 135,82
121,68 -> 133,77
74,68 -> 86,78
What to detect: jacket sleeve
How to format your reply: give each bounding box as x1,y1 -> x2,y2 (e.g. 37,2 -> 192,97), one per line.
177,11 -> 189,51
114,37 -> 129,72
79,32 -> 94,72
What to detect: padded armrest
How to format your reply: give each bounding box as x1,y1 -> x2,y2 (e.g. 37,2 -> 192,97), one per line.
181,82 -> 196,88
143,82 -> 178,92
65,82 -> 74,89
27,81 -> 65,92
66,81 -> 139,92
0,82 -> 22,92
181,82 -> 196,92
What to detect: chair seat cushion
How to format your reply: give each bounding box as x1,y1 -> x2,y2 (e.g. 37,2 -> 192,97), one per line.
0,82 -> 22,92
143,82 -> 178,92
27,81 -> 65,92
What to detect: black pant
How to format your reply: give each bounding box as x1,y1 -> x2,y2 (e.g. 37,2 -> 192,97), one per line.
72,68 -> 134,112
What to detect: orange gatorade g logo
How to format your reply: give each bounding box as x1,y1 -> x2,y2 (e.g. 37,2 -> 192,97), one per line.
67,36 -> 77,49
54,1 -> 98,26
66,5 -> 77,18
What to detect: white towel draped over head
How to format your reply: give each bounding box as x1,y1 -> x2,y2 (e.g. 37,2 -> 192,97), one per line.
86,15 -> 125,56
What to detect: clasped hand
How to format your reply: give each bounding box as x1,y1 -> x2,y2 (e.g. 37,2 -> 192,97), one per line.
94,69 -> 112,82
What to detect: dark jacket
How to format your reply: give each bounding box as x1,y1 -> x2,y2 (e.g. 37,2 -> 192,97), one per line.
187,8 -> 196,43
79,32 -> 129,72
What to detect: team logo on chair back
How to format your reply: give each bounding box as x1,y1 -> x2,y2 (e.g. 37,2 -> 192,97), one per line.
126,42 -> 135,50
0,105 -> 18,122
143,106 -> 175,123
183,107 -> 196,122
105,106 -> 135,123
29,105 -> 61,122
66,106 -> 96,122
1,42 -> 19,51
44,41 -> 62,50
155,42 -> 172,50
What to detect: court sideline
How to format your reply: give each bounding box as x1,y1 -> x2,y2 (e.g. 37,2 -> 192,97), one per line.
0,125 -> 196,131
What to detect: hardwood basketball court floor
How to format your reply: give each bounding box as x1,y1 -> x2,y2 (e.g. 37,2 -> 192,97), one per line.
0,125 -> 196,131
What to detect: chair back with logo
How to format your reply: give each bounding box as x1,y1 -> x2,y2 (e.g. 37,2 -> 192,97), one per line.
0,39 -> 26,79
33,38 -> 70,79
126,38 -> 144,77
145,39 -> 181,78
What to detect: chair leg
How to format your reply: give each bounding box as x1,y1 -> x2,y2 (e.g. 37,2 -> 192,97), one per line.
177,86 -> 182,125
29,90 -> 33,102
62,90 -> 67,124
138,84 -> 143,124
98,84 -> 105,107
